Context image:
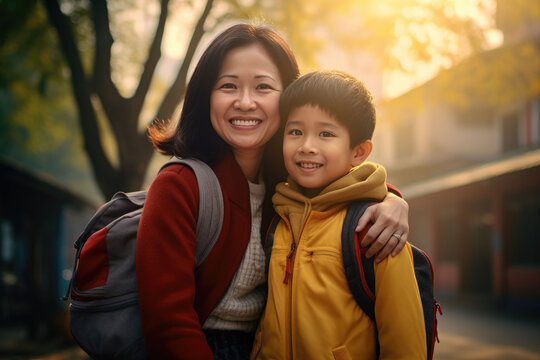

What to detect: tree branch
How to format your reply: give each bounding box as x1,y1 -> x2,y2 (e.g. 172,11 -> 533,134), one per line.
132,0 -> 169,113
91,0 -> 137,181
154,0 -> 214,122
90,0 -> 124,115
42,0 -> 118,198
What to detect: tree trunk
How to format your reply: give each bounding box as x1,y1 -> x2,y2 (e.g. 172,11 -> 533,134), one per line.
42,0 -> 215,200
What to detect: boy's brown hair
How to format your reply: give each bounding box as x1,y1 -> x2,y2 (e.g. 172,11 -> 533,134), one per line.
279,70 -> 376,147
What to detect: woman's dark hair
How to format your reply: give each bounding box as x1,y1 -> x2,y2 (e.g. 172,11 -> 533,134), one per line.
149,23 -> 300,166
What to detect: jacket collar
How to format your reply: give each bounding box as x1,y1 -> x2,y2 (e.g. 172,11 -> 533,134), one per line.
212,152 -> 250,210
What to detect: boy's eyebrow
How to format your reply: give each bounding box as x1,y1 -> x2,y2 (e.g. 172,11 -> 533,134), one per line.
286,120 -> 339,129
318,121 -> 339,128
285,120 -> 302,127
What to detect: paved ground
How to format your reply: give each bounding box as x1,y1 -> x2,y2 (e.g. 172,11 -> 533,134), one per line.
434,300 -> 540,360
2,299 -> 540,359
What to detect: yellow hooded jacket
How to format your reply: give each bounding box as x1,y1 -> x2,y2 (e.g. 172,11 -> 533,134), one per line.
252,162 -> 426,360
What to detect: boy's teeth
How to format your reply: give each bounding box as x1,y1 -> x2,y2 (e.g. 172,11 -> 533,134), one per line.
231,119 -> 260,126
299,162 -> 322,168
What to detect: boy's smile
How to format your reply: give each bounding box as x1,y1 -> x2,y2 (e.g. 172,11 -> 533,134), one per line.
283,105 -> 362,197
297,161 -> 322,170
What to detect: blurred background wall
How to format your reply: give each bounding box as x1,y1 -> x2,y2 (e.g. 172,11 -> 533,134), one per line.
0,0 -> 538,356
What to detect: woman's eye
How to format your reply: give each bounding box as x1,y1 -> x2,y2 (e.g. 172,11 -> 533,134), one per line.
256,84 -> 273,90
219,83 -> 236,90
320,131 -> 335,137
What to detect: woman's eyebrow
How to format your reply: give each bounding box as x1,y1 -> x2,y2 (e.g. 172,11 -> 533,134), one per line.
255,74 -> 277,82
216,74 -> 238,81
216,74 -> 277,81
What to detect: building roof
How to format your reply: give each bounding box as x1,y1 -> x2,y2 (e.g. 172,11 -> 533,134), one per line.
0,156 -> 98,209
401,148 -> 540,199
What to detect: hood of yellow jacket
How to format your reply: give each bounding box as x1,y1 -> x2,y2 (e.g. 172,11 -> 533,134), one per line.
273,162 -> 387,240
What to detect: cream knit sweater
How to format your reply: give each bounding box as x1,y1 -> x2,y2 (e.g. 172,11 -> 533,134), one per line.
203,179 -> 267,332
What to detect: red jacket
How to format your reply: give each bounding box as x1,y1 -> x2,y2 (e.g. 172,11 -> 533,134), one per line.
136,153 -> 251,359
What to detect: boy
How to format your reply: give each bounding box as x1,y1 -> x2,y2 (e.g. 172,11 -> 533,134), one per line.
252,70 -> 426,359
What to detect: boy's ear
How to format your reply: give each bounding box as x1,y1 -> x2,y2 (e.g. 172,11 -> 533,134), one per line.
351,140 -> 373,166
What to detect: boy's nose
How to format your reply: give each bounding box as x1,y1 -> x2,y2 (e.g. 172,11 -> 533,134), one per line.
299,138 -> 318,154
234,90 -> 256,111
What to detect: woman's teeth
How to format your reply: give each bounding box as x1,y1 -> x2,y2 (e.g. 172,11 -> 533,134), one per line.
231,119 -> 261,126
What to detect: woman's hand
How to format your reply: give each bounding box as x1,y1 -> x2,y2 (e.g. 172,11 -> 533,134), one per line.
355,192 -> 409,263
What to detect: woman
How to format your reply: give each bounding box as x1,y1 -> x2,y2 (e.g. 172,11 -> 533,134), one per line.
136,23 -> 408,359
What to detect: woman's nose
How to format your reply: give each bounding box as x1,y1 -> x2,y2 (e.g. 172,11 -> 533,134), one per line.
234,90 -> 256,110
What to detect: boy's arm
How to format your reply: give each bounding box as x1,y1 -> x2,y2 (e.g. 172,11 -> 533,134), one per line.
374,243 -> 427,360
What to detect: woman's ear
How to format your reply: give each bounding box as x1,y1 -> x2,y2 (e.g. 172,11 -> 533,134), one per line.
351,140 -> 373,166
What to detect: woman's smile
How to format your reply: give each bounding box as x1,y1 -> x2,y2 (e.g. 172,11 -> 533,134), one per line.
229,117 -> 263,128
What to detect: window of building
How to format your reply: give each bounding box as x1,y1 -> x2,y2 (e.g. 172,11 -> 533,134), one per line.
462,200 -> 492,293
506,188 -> 540,266
394,119 -> 414,160
437,205 -> 459,262
502,112 -> 519,152
0,219 -> 22,326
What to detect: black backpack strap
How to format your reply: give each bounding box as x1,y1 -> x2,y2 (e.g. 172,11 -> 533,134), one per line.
410,244 -> 438,359
161,157 -> 224,267
342,201 -> 378,321
342,201 -> 380,356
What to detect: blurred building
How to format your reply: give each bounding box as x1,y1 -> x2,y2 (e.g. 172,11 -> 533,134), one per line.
373,2 -> 540,312
0,157 -> 95,348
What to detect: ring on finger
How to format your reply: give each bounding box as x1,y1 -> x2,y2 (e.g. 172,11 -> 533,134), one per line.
391,233 -> 402,240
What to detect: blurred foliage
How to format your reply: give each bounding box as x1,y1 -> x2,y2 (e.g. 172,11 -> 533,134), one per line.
0,0 -> 101,201
434,39 -> 540,108
496,0 -> 540,30
225,0 -> 497,74
382,0 -> 540,123
382,37 -> 540,125
1,0 -> 538,199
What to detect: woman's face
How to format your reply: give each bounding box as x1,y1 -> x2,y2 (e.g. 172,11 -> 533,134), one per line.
210,43 -> 283,157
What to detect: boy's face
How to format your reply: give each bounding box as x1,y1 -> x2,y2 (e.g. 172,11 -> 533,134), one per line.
283,105 -> 362,197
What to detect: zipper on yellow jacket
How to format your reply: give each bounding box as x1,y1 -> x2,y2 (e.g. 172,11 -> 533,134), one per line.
279,203 -> 312,360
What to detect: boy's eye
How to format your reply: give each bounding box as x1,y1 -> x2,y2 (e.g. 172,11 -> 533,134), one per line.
320,131 -> 335,137
288,129 -> 302,136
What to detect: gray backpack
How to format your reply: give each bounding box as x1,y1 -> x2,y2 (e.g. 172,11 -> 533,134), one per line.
64,157 -> 224,359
